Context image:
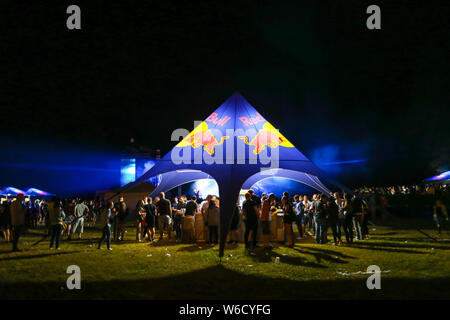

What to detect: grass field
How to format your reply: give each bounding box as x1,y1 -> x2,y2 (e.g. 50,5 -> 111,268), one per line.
0,222 -> 449,300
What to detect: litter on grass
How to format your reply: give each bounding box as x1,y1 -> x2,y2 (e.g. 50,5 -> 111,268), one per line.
336,270 -> 391,276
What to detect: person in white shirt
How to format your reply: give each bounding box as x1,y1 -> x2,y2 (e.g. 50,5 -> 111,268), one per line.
10,194 -> 27,252
69,199 -> 89,240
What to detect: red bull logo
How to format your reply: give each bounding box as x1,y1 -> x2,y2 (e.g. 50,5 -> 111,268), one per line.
205,112 -> 231,126
238,122 -> 294,154
239,112 -> 265,126
176,122 -> 229,155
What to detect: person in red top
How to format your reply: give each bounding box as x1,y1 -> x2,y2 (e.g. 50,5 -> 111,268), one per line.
260,193 -> 275,249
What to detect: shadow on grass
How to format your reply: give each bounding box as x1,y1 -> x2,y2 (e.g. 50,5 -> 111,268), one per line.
371,232 -> 399,236
292,247 -> 353,264
0,251 -> 83,262
247,248 -> 328,268
299,246 -> 355,259
1,264 -> 449,300
349,243 -> 427,254
177,244 -> 216,252
373,239 -> 450,250
150,239 -> 187,247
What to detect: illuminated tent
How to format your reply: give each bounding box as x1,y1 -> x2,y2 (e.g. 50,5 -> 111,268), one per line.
0,186 -> 26,196
424,171 -> 450,184
122,93 -> 333,257
25,188 -> 54,196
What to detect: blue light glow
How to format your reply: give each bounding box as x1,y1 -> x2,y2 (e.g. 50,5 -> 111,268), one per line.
120,159 -> 136,186
250,177 -> 317,197
322,159 -> 368,165
191,179 -> 219,198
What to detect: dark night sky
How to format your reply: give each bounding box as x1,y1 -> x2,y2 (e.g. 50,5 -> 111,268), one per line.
2,1 -> 450,191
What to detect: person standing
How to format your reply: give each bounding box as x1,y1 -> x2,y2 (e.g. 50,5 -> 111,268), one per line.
313,194 -> 328,244
242,192 -> 259,249
260,193 -> 275,249
228,203 -> 241,244
206,199 -> 220,244
40,200 -> 50,236
282,196 -> 296,247
0,200 -> 12,243
302,195 -> 312,236
49,197 -> 65,250
173,196 -> 186,242
28,200 -> 38,229
143,197 -> 156,242
117,197 -> 129,241
156,192 -> 172,240
334,192 -> 344,238
351,195 -> 364,241
98,201 -> 116,250
326,197 -> 341,245
10,194 -> 27,252
182,196 -> 197,243
293,194 -> 305,239
200,195 -> 212,242
361,197 -> 370,240
112,199 -> 120,241
70,199 -> 89,240
135,200 -> 146,242
311,194 -> 319,236
433,198 -> 449,236
342,193 -> 354,244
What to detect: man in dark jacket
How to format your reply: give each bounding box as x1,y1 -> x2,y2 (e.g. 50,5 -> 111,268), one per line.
314,194 -> 328,244
351,196 -> 364,240
326,197 -> 341,245
242,192 -> 259,249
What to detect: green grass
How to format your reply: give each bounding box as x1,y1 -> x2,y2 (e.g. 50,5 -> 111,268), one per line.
0,223 -> 449,300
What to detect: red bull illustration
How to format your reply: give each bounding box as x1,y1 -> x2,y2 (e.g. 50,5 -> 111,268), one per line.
238,122 -> 294,155
176,121 -> 229,155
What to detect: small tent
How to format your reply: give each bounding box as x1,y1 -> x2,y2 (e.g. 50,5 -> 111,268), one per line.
424,171 -> 450,184
0,186 -> 26,196
25,188 -> 54,197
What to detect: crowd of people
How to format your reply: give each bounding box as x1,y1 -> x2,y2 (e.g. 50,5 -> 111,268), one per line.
241,190 -> 372,249
0,183 -> 448,252
353,183 -> 449,197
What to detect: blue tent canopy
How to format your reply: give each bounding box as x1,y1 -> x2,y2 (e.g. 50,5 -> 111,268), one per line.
424,171 -> 450,183
25,188 -> 55,196
120,93 -> 336,257
0,187 -> 26,196
241,168 -> 330,194
149,170 -> 213,198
